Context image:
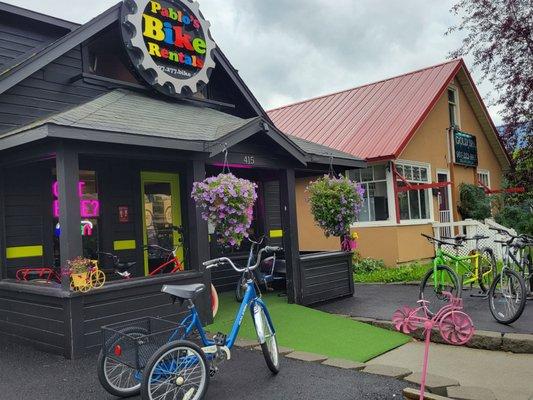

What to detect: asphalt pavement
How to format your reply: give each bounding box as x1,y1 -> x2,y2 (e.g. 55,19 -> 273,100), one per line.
316,283 -> 533,334
0,340 -> 409,400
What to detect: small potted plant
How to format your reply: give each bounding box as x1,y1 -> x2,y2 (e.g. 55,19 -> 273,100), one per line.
191,173 -> 257,248
307,175 -> 364,251
67,256 -> 92,289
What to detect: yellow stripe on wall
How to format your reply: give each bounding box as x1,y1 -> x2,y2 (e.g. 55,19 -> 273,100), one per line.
6,245 -> 44,259
113,240 -> 137,251
269,230 -> 283,238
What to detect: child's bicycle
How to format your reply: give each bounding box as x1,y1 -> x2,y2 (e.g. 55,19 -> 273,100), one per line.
97,245 -> 282,400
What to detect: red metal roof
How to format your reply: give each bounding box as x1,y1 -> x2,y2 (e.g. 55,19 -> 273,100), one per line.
268,59 -> 464,161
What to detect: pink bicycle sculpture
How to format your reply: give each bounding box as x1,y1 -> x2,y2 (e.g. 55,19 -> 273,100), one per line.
392,292 -> 475,400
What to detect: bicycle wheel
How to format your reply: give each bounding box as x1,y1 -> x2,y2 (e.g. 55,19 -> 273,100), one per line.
478,248 -> 497,293
97,326 -> 148,397
419,265 -> 460,316
235,273 -> 247,303
91,269 -> 106,289
253,303 -> 280,374
141,340 -> 209,400
439,311 -> 474,345
488,269 -> 526,324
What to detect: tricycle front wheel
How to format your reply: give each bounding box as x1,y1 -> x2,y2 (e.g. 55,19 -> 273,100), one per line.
141,340 -> 209,400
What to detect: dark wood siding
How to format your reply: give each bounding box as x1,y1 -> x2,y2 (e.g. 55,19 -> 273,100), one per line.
80,273 -> 207,353
3,165 -> 53,275
299,252 -> 354,306
0,46 -> 107,134
0,12 -> 69,71
0,286 -> 66,355
211,254 -> 246,293
99,161 -> 142,275
263,180 -> 283,246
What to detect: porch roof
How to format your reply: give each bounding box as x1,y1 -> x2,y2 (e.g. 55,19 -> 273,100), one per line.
0,89 -> 366,168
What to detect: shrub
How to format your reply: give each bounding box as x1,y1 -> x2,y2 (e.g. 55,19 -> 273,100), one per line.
458,183 -> 491,220
353,255 -> 386,274
495,200 -> 533,235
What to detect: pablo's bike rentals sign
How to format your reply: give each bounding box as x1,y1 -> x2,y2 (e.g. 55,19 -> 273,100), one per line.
122,0 -> 216,95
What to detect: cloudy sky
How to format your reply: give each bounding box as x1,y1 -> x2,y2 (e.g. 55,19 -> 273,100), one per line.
6,0 -> 503,124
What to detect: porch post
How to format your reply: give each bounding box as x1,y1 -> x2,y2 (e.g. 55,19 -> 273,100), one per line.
280,168 -> 300,304
56,142 -> 82,291
185,160 -> 212,322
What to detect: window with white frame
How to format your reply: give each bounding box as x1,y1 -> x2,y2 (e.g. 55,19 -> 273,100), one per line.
347,165 -> 389,222
448,88 -> 459,128
477,169 -> 490,188
396,162 -> 431,221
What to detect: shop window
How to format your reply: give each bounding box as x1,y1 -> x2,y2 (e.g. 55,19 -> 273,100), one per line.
477,170 -> 490,188
348,165 -> 389,222
448,88 -> 459,128
396,162 -> 431,221
52,170 -> 100,265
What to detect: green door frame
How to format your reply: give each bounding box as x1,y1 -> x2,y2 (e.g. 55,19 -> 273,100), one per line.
140,171 -> 183,276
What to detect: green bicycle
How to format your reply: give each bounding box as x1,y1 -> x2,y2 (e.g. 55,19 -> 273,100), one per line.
419,233 -> 497,314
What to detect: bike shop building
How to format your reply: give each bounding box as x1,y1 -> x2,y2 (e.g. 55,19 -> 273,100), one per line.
269,59 -> 511,266
0,1 -> 365,357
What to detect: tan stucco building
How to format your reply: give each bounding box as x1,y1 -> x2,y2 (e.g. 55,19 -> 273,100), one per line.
269,59 -> 510,266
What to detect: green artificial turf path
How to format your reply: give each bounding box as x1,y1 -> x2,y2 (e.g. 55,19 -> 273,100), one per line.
207,291 -> 409,362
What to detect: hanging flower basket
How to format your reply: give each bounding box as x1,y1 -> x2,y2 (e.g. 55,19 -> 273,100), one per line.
192,173 -> 257,248
307,175 -> 364,251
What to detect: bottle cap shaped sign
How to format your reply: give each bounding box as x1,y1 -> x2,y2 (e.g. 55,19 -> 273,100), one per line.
121,0 -> 216,96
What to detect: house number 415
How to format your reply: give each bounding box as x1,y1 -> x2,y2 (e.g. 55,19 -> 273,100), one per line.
243,156 -> 255,165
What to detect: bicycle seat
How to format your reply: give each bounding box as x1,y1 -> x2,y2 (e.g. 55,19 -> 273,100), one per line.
162,284 -> 205,300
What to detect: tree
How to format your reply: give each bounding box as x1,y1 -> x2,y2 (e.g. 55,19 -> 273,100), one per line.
447,0 -> 532,151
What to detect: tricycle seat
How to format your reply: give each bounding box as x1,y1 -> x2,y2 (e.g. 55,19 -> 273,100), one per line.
162,283 -> 205,300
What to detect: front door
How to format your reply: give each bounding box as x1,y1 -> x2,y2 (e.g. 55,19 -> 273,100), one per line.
141,172 -> 183,276
437,171 -> 453,238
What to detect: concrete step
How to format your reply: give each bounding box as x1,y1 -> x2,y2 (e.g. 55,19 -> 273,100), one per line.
446,386 -> 497,400
363,364 -> 412,379
404,372 -> 460,397
403,388 -> 451,400
321,358 -> 366,370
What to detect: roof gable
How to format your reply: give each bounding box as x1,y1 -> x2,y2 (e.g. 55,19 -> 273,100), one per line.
268,59 -> 462,161
0,2 -> 269,121
268,59 -> 510,167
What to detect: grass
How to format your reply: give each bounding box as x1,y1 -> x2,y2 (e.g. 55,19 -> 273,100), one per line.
354,263 -> 430,283
207,291 -> 409,363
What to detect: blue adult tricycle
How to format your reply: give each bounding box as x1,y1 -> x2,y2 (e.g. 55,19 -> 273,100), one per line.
97,245 -> 282,400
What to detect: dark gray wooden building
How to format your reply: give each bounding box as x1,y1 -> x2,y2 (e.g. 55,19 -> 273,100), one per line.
0,1 -> 364,358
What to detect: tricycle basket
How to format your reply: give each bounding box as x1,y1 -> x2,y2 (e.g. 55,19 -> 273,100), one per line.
101,316 -> 184,370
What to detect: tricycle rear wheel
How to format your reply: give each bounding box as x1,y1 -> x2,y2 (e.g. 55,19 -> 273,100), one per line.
97,326 -> 148,397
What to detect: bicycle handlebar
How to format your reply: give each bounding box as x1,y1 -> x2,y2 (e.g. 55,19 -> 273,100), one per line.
203,246 -> 283,272
421,233 -> 463,247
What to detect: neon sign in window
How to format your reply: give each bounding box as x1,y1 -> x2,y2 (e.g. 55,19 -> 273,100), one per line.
52,181 -> 100,218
